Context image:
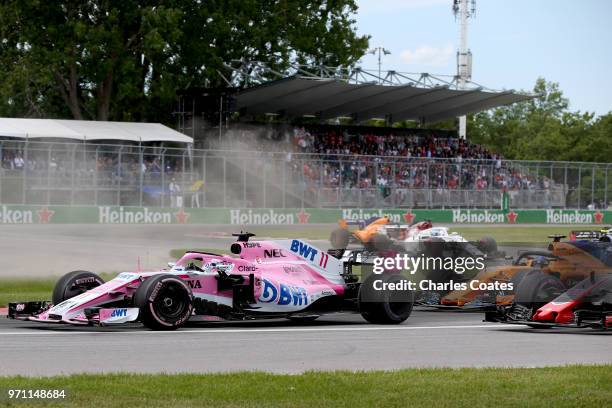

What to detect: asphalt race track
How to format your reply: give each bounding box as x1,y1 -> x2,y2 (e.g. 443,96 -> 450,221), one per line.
1,224 -> 610,376
1,311 -> 611,376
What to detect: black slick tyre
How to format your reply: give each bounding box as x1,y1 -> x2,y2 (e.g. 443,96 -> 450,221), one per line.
359,273 -> 414,324
52,270 -> 105,305
513,270 -> 565,311
330,228 -> 350,249
134,274 -> 193,331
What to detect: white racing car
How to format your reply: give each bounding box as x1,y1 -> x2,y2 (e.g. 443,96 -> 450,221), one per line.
331,216 -> 499,257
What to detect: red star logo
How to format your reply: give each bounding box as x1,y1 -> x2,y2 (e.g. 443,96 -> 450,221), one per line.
594,211 -> 604,224
37,207 -> 55,224
506,211 -> 518,224
174,208 -> 190,224
296,209 -> 310,224
403,211 -> 415,224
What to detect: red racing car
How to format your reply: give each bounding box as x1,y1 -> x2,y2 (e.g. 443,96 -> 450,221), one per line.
486,272 -> 612,329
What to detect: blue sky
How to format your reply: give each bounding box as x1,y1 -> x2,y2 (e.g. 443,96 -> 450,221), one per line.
354,0 -> 612,115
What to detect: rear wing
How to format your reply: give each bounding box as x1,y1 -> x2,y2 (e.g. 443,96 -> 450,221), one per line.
338,218 -> 367,229
274,239 -> 344,285
570,230 -> 602,241
338,216 -> 391,230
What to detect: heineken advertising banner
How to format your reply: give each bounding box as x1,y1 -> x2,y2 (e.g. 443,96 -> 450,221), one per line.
0,204 -> 610,225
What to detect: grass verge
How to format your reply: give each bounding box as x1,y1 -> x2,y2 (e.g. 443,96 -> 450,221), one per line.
0,366 -> 610,408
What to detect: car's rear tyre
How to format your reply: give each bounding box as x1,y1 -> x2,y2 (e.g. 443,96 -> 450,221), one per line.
330,228 -> 350,249
52,270 -> 105,305
366,234 -> 394,253
478,236 -> 498,254
134,274 -> 193,331
359,273 -> 414,324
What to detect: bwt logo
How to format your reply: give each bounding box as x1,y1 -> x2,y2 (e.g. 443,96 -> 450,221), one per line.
259,279 -> 308,306
264,249 -> 286,258
111,309 -> 128,318
290,240 -> 318,262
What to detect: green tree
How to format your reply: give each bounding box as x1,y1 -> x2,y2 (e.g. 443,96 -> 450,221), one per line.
468,77 -> 612,163
0,0 -> 369,122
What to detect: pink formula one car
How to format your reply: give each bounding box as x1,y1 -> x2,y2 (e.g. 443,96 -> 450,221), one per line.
9,233 -> 413,330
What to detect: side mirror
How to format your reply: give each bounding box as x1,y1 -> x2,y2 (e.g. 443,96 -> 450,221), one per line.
167,262 -> 176,268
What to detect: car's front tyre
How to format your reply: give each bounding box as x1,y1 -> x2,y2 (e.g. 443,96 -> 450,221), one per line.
513,270 -> 565,311
52,270 -> 105,304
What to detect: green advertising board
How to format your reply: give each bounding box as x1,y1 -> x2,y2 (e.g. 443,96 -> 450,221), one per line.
0,204 -> 610,225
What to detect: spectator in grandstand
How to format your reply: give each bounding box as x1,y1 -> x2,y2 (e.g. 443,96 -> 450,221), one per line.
150,158 -> 161,175
13,153 -> 24,170
189,179 -> 204,208
49,156 -> 58,171
1,151 -> 13,169
169,178 -> 182,208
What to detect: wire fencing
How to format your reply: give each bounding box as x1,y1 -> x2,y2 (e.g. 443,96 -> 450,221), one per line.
0,140 -> 609,209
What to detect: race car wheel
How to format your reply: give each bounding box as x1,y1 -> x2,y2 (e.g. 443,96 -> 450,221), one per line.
366,234 -> 394,253
52,270 -> 105,305
513,270 -> 566,311
359,273 -> 414,324
478,236 -> 498,254
134,274 -> 193,331
330,228 -> 350,249
505,269 -> 530,290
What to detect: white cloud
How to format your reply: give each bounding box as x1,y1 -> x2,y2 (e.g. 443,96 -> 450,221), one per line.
400,45 -> 454,67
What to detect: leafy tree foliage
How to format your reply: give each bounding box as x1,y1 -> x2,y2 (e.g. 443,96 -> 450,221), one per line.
0,0 -> 369,122
468,78 -> 611,163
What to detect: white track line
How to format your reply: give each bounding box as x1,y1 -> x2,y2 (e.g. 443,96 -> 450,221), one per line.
0,324 -> 501,336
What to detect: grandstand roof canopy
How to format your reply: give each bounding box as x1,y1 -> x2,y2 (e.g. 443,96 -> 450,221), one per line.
0,118 -> 193,144
235,76 -> 534,123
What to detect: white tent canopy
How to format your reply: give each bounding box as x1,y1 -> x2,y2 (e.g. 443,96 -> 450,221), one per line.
0,118 -> 193,144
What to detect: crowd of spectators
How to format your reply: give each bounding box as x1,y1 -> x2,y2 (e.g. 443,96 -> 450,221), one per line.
292,126 -> 496,160
0,146 -> 185,191
290,126 -> 550,195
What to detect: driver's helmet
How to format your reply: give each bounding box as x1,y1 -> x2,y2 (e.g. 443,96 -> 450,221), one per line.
398,228 -> 408,240
531,256 -> 549,267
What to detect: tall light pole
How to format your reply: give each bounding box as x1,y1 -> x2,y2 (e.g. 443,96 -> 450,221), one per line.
453,0 -> 475,139
368,46 -> 391,84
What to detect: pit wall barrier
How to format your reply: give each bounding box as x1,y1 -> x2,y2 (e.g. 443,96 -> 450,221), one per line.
0,205 -> 610,225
